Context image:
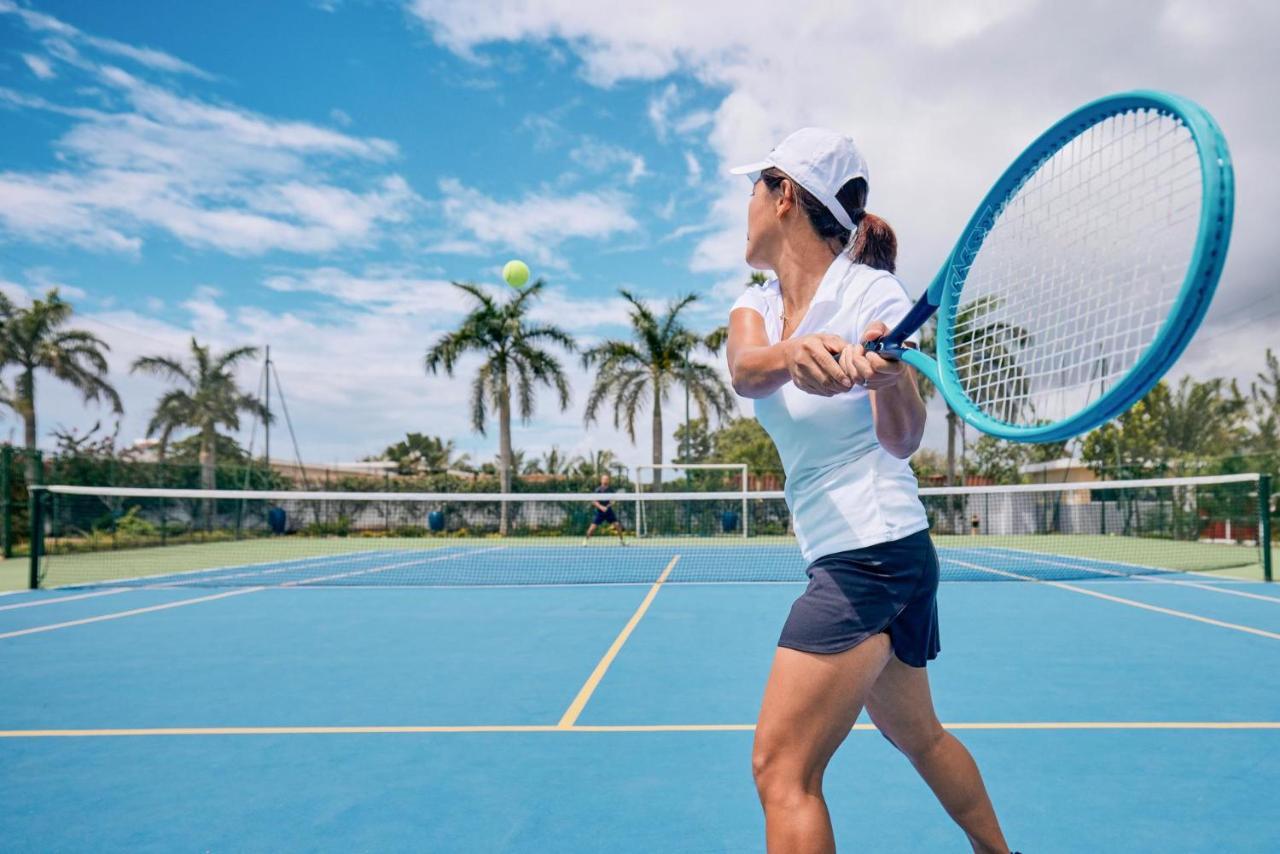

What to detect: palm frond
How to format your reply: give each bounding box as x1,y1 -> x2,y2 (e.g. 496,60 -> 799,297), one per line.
470,363 -> 492,434
615,370 -> 650,441
131,355 -> 194,386
212,345 -> 261,373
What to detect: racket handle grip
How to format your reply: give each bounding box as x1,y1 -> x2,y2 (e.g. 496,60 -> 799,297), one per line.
865,293 -> 938,356
864,339 -> 907,359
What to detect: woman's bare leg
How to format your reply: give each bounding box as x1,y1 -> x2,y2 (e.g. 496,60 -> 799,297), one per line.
865,656 -> 1010,853
753,634 -> 893,854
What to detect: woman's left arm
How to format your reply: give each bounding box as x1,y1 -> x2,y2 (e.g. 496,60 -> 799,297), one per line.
838,320 -> 927,459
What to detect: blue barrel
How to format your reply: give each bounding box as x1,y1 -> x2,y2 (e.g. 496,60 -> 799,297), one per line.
428,510 -> 445,532
721,510 -> 739,533
267,506 -> 287,535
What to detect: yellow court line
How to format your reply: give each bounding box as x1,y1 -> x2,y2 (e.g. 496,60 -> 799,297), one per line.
949,559 -> 1280,641
557,555 -> 680,728
2,721 -> 1278,738
0,588 -> 262,640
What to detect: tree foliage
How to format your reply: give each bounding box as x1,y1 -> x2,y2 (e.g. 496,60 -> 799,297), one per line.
0,289 -> 121,476
708,417 -> 783,474
425,281 -> 573,526
1082,378 -> 1249,478
132,338 -> 267,491
673,417 -> 713,464
377,433 -> 470,475
582,291 -> 735,476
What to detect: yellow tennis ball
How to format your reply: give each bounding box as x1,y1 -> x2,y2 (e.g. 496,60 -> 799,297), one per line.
502,260 -> 530,288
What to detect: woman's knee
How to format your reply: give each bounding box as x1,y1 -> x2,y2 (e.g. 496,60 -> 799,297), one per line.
752,740 -> 820,802
874,715 -> 946,761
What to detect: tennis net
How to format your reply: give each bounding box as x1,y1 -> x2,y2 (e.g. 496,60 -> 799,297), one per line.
28,473 -> 1272,588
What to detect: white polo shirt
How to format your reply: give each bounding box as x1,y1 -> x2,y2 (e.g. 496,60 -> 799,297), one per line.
731,254 -> 929,562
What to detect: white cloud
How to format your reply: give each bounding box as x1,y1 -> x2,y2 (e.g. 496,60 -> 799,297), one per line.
569,138 -> 648,185
264,264 -> 642,334
420,237 -> 488,256
646,82 -> 711,143
895,0 -> 1036,48
684,151 -> 702,186
264,266 -> 473,315
0,171 -> 143,254
0,1 -> 215,79
660,221 -> 716,244
524,285 -> 637,332
329,107 -> 353,127
21,53 -> 55,79
673,109 -> 712,136
436,177 -> 640,267
0,22 -> 415,257
0,279 -> 28,305
520,113 -> 563,150
647,82 -> 681,141
408,1 -> 1280,325
1158,0 -> 1233,45
654,195 -> 677,221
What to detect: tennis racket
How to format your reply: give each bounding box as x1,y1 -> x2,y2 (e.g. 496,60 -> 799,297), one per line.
867,90 -> 1234,442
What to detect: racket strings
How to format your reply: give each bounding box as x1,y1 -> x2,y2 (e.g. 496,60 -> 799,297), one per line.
948,108 -> 1203,426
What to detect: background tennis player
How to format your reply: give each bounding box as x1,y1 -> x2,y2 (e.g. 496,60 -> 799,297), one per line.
582,473 -> 625,545
726,129 -> 1015,854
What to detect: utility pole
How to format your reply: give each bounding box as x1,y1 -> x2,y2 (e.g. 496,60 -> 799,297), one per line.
264,345 -> 271,472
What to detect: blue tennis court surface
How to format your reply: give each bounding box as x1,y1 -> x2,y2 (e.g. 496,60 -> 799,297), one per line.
2,545 -> 1278,852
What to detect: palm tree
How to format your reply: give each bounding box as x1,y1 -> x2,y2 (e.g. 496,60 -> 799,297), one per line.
0,290 -> 122,480
582,291 -> 735,485
1251,349 -> 1279,463
378,433 -> 471,475
703,271 -> 770,355
131,338 -> 268,491
920,298 -> 1030,486
575,449 -> 621,480
525,446 -> 573,478
425,281 -> 573,533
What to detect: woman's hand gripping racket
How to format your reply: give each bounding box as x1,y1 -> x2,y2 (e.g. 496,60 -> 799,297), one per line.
867,90 -> 1234,442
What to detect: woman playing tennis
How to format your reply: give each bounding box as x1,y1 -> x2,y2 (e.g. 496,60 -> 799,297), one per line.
726,128 -> 1014,853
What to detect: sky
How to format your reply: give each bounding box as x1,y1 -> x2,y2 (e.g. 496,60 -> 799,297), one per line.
0,0 -> 1276,473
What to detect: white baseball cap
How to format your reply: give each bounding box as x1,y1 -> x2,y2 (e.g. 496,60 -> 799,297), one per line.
730,127 -> 869,231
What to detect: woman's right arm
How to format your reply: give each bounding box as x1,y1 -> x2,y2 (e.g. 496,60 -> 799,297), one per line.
727,308 -> 856,399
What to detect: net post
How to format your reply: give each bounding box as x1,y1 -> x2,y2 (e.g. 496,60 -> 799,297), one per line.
28,485 -> 44,590
1260,474 -> 1273,583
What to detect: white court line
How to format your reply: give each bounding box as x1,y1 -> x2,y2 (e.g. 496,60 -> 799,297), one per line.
948,557 -> 1280,641
41,547 -> 411,590
1,549 -> 509,639
215,579 -> 808,591
950,543 -> 1260,584
0,588 -> 262,640
281,546 -> 510,585
136,548 -> 414,587
977,547 -> 1280,604
0,588 -> 131,611
155,548 -> 437,586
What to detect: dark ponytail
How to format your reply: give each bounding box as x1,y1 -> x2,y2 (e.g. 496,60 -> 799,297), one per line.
760,168 -> 898,273
849,213 -> 896,274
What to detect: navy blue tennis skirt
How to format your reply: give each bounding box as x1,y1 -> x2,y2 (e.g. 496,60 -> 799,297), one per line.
778,528 -> 940,667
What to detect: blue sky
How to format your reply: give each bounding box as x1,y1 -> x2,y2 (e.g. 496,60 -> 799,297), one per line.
1,0 -> 1276,470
